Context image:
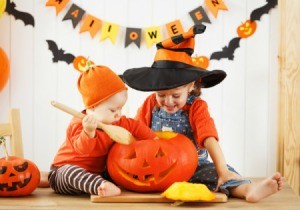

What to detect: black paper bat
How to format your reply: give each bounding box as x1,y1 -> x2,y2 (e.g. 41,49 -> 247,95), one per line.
46,40 -> 75,64
5,0 -> 35,27
210,37 -> 241,61
250,0 -> 278,21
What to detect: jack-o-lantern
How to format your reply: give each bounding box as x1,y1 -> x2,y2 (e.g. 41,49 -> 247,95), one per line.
107,131 -> 198,192
192,55 -> 209,69
0,48 -> 10,92
73,56 -> 95,72
0,137 -> 40,196
237,20 -> 257,38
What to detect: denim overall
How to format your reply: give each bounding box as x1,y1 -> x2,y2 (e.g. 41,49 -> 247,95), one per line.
151,95 -> 250,196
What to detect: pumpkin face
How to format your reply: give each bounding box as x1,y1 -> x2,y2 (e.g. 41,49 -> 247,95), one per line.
107,131 -> 198,192
0,48 -> 10,92
237,20 -> 257,38
73,56 -> 94,72
0,156 -> 40,196
192,56 -> 209,69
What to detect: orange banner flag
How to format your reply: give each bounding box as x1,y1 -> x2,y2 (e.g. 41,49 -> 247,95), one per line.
80,14 -> 101,38
46,0 -> 70,15
205,0 -> 228,18
166,20 -> 184,37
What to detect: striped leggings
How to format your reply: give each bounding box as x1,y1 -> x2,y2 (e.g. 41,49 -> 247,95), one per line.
48,164 -> 106,195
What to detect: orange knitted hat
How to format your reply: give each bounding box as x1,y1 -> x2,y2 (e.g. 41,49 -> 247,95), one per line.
77,65 -> 127,108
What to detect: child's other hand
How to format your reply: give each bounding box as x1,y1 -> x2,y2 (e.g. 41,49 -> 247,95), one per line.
82,115 -> 98,138
215,170 -> 242,192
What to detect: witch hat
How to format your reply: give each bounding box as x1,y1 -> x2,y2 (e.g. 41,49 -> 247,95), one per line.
122,24 -> 226,91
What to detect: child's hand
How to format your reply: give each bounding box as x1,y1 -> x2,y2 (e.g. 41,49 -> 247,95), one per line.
82,115 -> 98,138
215,170 -> 242,192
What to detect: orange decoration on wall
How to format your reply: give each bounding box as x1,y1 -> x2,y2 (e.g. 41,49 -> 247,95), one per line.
73,56 -> 95,72
0,48 -> 10,92
237,20 -> 257,38
192,55 -> 209,69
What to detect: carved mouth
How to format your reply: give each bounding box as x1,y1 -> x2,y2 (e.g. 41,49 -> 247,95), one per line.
114,161 -> 177,186
0,175 -> 32,191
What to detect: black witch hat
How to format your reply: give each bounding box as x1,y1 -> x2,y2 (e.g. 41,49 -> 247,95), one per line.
122,24 -> 226,91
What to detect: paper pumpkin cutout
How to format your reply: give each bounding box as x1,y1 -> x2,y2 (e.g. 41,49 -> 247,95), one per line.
107,131 -> 198,192
0,48 -> 10,92
237,20 -> 257,38
73,56 -> 95,72
209,0 -> 277,61
192,55 -> 209,69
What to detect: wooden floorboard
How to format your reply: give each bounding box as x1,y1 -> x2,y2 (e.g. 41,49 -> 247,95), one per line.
0,179 -> 299,210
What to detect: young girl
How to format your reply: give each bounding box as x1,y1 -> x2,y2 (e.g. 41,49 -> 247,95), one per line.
122,25 -> 283,202
48,64 -> 156,197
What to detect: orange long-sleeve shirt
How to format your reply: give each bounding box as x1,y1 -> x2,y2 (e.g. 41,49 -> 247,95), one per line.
52,116 -> 156,173
135,93 -> 218,148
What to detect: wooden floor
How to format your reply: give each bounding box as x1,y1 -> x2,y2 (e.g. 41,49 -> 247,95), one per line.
0,179 -> 299,210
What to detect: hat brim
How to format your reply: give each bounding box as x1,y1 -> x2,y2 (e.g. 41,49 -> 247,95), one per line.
122,67 -> 226,91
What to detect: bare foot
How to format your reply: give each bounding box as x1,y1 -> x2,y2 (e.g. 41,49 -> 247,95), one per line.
98,181 -> 121,197
245,172 -> 283,203
38,171 -> 50,188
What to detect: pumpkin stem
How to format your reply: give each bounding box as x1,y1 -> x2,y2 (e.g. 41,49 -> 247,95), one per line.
0,136 -> 9,160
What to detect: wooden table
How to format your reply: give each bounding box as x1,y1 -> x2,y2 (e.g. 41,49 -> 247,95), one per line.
0,179 -> 299,210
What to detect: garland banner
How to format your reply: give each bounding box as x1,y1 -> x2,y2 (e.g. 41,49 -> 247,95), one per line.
45,0 -> 228,48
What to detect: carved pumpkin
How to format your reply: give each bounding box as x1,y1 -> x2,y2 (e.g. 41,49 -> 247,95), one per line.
0,48 -> 10,92
192,55 -> 209,69
73,56 -> 95,72
0,137 -> 40,197
237,20 -> 257,38
107,131 -> 198,192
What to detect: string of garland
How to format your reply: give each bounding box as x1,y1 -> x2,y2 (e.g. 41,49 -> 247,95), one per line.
45,0 -> 228,48
0,0 -> 278,68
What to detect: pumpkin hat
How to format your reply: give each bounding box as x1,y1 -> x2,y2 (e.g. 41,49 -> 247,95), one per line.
122,24 -> 226,91
75,58 -> 127,108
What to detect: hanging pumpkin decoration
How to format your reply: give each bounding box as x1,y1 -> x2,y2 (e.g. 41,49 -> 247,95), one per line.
107,131 -> 198,192
73,56 -> 95,72
0,136 -> 40,197
0,48 -> 10,92
192,55 -> 209,69
237,20 -> 257,38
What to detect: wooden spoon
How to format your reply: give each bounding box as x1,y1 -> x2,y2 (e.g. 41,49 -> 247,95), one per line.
51,101 -> 135,145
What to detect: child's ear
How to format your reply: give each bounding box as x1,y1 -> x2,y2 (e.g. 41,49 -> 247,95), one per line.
188,82 -> 195,92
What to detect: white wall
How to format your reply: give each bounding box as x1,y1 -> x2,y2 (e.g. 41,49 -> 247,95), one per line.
0,0 -> 278,176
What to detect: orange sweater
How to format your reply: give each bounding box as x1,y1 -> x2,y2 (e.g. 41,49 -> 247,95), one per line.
135,93 -> 218,148
52,116 -> 156,173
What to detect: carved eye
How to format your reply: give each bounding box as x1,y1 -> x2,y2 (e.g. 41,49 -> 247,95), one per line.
126,150 -> 137,159
13,162 -> 28,172
0,166 -> 7,174
155,147 -> 165,158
